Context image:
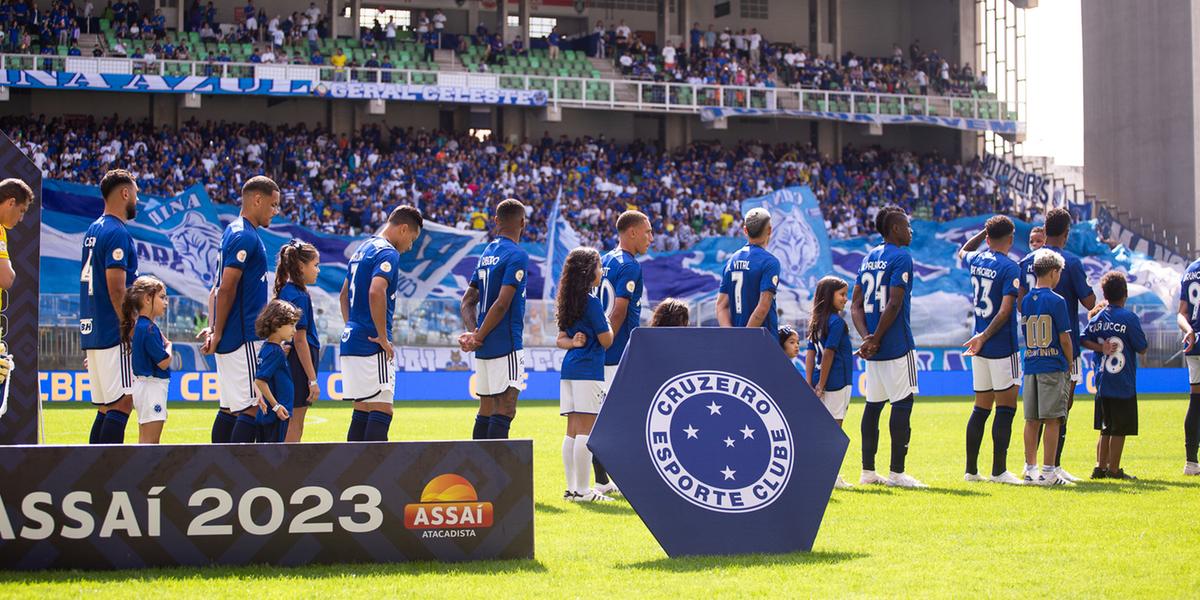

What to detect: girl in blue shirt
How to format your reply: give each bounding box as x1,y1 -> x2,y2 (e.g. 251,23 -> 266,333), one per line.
121,276 -> 172,444
555,248 -> 613,502
274,240 -> 321,442
805,276 -> 853,488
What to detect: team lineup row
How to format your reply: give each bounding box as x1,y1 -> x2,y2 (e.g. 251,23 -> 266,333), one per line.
71,170 -> 1200,499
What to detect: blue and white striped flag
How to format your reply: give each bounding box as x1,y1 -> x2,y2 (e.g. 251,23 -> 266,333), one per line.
542,187 -> 581,301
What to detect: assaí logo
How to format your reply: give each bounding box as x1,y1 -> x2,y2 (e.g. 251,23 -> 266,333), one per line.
404,474 -> 494,539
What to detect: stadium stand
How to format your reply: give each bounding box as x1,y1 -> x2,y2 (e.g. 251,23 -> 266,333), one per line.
4,115 -> 1033,248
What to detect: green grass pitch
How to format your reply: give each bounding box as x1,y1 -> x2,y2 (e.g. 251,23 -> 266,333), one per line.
3,395 -> 1199,598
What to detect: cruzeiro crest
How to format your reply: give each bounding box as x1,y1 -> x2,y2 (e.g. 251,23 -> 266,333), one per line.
646,371 -> 793,514
166,211 -> 223,287
763,189 -> 819,287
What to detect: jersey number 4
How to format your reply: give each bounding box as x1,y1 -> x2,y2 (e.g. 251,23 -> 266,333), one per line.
80,249 -> 95,296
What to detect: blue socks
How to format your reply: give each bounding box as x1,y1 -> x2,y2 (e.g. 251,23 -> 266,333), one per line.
364,412 -> 393,441
211,410 -> 236,443
473,414 -> 491,440
965,406 -> 991,475
89,411 -> 106,444
860,401 -> 884,471
889,397 -> 914,473
230,414 -> 257,443
98,410 -> 129,444
487,414 -> 512,439
992,405 -> 1016,476
347,409 -> 369,441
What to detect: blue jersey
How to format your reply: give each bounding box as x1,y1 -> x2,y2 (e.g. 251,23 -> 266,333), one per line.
854,243 -> 914,361
470,237 -> 528,360
719,244 -> 781,333
964,249 -> 1021,358
216,217 -> 268,354
278,282 -> 319,351
560,295 -> 611,381
1019,244 -> 1092,350
341,236 -> 400,357
130,316 -> 170,379
1081,306 -> 1147,399
1020,287 -> 1073,375
254,341 -> 293,426
807,313 -> 853,392
80,215 -> 138,349
1180,259 -> 1200,356
598,248 -> 643,366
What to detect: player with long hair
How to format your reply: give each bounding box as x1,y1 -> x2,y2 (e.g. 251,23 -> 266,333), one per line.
274,239 -> 321,442
556,247 -> 614,502
805,275 -> 853,488
121,275 -> 171,444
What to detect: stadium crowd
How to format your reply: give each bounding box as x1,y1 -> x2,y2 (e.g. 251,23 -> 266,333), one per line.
2,115 -> 1029,247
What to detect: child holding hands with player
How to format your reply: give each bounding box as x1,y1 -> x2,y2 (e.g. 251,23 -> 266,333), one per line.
123,275 -> 172,444
240,299 -> 299,443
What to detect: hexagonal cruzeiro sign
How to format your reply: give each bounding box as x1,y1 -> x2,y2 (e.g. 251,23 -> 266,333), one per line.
589,327 -> 849,557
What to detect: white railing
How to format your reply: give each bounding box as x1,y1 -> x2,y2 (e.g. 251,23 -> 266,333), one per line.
2,52 -> 1019,122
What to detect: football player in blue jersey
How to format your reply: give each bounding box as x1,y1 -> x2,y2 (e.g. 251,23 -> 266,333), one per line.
805,276 -> 853,488
851,206 -> 925,488
459,199 -> 529,440
198,176 -> 279,443
1179,253 -> 1200,475
1020,249 -> 1075,486
717,207 -> 781,332
81,169 -> 139,444
591,209 -> 652,495
1017,208 -> 1096,483
1081,272 -> 1147,480
339,206 -> 423,442
957,216 -> 1025,484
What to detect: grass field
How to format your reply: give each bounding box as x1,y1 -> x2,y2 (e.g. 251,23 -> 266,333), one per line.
4,395 -> 1199,598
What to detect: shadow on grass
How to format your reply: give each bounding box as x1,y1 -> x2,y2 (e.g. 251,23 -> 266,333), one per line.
0,558 -> 549,583
909,486 -> 987,497
619,550 -> 868,572
535,501 -> 566,514
575,501 -> 635,515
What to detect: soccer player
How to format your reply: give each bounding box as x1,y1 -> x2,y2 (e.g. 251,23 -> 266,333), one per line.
1029,225 -> 1046,252
556,247 -> 615,502
1081,271 -> 1147,480
340,206 -> 423,442
198,176 -> 278,443
805,276 -> 853,488
1017,208 -> 1096,482
717,207 -> 781,332
593,209 -> 652,495
850,206 -> 925,488
122,276 -> 171,444
459,199 -> 529,440
1180,254 -> 1200,475
81,169 -> 139,444
275,240 -> 321,442
0,178 -> 33,387
957,216 -> 1024,484
1020,249 -> 1074,486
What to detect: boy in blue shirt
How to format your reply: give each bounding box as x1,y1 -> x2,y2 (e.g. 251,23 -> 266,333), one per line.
1020,249 -> 1075,486
1081,272 -> 1147,480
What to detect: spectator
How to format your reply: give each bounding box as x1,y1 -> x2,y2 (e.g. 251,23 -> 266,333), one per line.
433,9 -> 446,43
385,18 -> 396,50
548,26 -> 561,61
510,34 -> 526,57
331,48 -> 347,80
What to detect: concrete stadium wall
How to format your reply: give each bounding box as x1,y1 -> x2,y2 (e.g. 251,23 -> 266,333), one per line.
1082,0 -> 1200,248
840,0 -> 967,62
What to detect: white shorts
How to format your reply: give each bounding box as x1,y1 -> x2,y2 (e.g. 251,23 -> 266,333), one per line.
821,386 -> 851,420
474,350 -> 525,396
865,351 -> 919,404
971,354 -> 1022,393
1070,356 -> 1082,384
215,341 -> 261,412
560,379 -> 606,415
132,377 -> 168,424
340,352 -> 396,403
86,346 -> 132,405
1188,355 -> 1200,385
603,364 -> 619,390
